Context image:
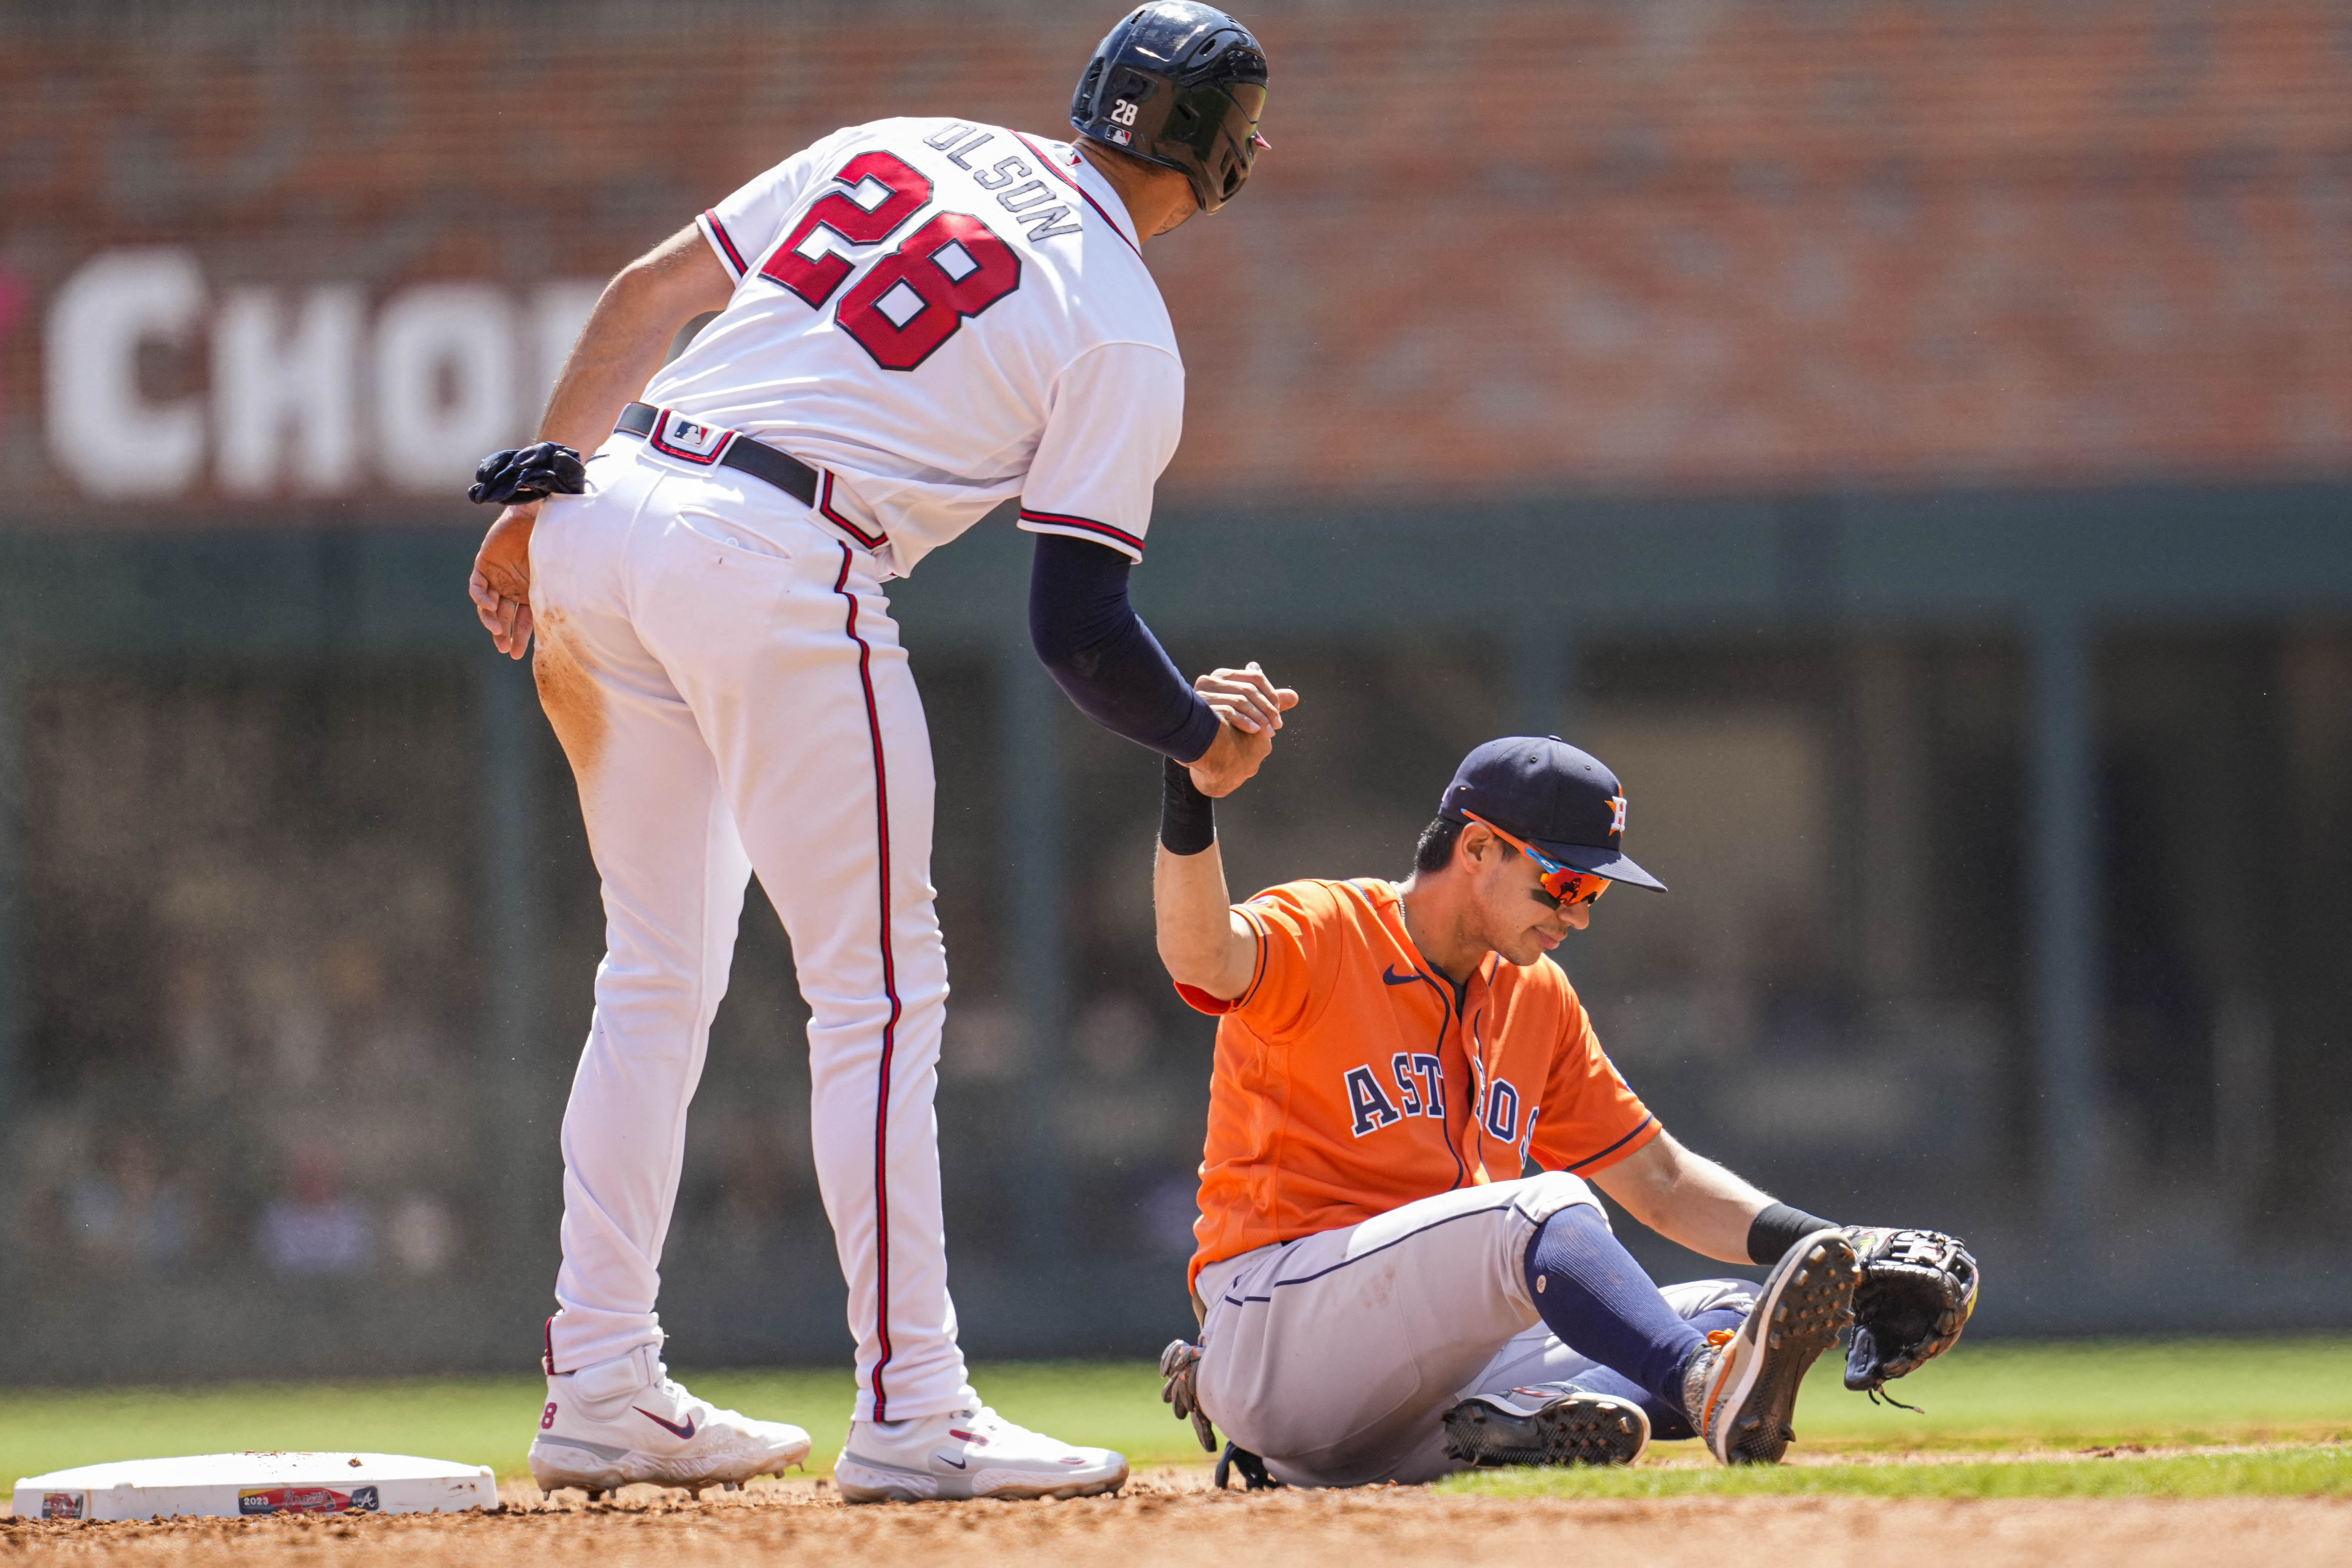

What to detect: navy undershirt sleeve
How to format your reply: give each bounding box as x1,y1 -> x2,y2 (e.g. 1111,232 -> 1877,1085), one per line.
1028,533 -> 1221,765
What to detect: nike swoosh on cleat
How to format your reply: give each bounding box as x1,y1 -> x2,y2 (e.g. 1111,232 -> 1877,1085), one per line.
936,1454 -> 968,1470
634,1408 -> 696,1440
1382,966 -> 1422,986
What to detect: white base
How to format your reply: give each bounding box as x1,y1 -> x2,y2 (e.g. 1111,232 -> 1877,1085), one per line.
13,1452 -> 499,1521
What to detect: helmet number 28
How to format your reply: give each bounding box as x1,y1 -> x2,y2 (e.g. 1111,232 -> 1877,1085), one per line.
757,150 -> 1025,372
1109,100 -> 1140,126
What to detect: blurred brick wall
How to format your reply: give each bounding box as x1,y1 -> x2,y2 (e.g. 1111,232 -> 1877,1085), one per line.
3,0 -> 2349,520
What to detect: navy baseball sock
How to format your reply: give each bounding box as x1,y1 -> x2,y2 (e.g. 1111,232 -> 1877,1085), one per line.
1522,1204 -> 1709,1413
1556,1307 -> 1746,1441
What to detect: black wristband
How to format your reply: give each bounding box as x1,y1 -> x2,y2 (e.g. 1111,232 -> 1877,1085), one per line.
1160,754 -> 1216,856
1747,1201 -> 1841,1266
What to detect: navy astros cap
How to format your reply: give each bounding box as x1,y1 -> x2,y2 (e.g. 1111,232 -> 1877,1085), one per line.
1438,736 -> 1666,892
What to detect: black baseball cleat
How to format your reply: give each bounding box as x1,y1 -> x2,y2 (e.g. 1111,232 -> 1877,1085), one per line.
1684,1227 -> 1860,1465
1442,1381 -> 1651,1469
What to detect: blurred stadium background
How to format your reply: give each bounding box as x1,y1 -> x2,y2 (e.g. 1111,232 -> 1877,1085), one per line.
2,0 -> 2348,1388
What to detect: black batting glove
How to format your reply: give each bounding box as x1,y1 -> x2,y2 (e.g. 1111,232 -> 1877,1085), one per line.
468,441 -> 587,505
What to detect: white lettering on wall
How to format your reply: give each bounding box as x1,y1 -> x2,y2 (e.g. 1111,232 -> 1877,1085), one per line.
374,283 -> 517,493
214,285 -> 362,495
40,251 -> 606,503
46,249 -> 207,498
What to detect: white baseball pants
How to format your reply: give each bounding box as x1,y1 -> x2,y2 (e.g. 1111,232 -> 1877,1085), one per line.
1193,1174 -> 1756,1486
529,440 -> 974,1422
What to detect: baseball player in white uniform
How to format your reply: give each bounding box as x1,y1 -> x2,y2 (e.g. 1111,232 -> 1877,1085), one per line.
465,3 -> 1281,1503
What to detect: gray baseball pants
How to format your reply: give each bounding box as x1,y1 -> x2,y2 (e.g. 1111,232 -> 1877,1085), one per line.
1192,1173 -> 1756,1487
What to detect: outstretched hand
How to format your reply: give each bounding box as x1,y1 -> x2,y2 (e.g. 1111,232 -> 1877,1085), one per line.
1187,662 -> 1300,798
469,501 -> 540,659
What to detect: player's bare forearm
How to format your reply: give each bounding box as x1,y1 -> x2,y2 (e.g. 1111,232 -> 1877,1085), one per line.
1154,835 -> 1257,1000
469,225 -> 733,659
538,224 -> 735,454
1591,1132 -> 1775,1265
1159,664 -> 1292,992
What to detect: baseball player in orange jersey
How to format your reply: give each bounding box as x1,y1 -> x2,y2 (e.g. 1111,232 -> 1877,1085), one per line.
1151,729 -> 1979,1484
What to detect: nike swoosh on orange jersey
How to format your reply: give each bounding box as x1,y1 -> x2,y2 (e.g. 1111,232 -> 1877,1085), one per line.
1382,966 -> 1423,986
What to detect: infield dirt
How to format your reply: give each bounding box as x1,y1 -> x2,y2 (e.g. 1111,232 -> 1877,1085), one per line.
8,1470 -> 2350,1566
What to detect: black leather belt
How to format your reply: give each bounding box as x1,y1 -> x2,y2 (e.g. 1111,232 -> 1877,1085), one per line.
615,402 -> 819,509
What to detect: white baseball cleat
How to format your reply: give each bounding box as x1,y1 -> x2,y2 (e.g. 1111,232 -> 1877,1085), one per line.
833,1405 -> 1129,1503
1683,1227 -> 1859,1465
527,1341 -> 811,1497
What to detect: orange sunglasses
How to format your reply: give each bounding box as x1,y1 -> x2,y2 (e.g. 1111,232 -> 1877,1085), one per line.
1463,812 -> 1613,907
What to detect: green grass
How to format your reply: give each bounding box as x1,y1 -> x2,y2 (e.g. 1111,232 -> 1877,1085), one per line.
1442,1446 -> 2352,1500
0,1361 -> 1211,1486
1757,1335 -> 2352,1453
5,1338 -> 2348,1492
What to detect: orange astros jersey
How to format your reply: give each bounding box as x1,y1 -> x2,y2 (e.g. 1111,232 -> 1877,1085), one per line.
1177,878 -> 1662,1290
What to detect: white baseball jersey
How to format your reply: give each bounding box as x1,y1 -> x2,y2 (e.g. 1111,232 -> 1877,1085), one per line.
643,116 -> 1184,578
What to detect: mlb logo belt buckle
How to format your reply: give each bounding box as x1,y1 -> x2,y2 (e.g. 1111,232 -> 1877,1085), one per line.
614,402 -> 888,552
615,401 -> 819,510
649,410 -> 731,463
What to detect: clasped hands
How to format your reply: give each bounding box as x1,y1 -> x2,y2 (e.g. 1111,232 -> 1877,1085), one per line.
1186,662 -> 1300,798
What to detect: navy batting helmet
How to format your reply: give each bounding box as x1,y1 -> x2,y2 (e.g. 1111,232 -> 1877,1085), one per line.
1071,3 -> 1269,216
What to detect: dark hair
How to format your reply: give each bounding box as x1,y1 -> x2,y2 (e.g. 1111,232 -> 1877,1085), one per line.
1413,815 -> 1464,875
